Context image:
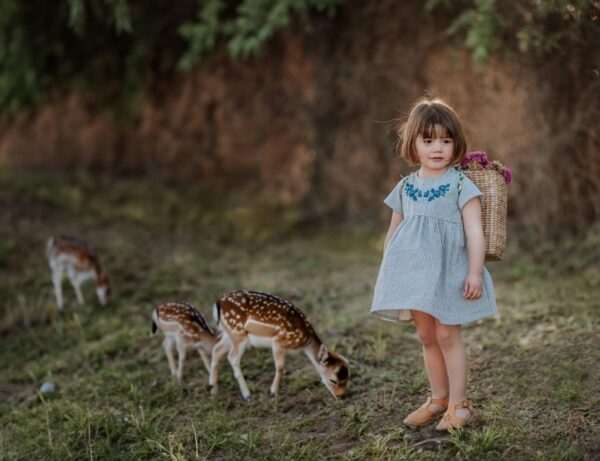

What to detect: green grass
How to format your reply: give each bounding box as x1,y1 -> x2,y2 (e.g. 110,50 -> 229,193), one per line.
0,172 -> 599,460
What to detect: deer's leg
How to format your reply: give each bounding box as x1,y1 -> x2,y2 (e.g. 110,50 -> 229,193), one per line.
67,269 -> 85,305
270,342 -> 286,398
51,268 -> 64,311
175,337 -> 187,383
209,335 -> 230,394
197,347 -> 211,374
228,336 -> 251,401
163,337 -> 177,377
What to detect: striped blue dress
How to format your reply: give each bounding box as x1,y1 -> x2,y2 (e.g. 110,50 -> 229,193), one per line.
371,167 -> 497,325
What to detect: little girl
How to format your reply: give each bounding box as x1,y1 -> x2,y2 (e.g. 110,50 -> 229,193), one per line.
371,97 -> 497,430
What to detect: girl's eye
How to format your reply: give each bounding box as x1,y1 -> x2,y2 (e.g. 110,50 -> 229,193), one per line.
424,139 -> 432,144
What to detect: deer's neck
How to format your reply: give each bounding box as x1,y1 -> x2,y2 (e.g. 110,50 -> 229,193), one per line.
94,270 -> 104,285
303,336 -> 323,367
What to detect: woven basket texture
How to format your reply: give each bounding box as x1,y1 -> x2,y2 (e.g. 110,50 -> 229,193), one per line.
464,170 -> 507,261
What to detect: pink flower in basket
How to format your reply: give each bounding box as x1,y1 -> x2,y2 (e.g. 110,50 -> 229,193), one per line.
459,151 -> 512,184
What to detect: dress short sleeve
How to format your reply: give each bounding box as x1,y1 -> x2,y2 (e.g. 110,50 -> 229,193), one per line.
458,175 -> 483,210
383,180 -> 404,215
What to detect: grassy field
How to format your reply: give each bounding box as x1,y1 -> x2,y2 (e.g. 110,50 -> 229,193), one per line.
0,172 -> 598,460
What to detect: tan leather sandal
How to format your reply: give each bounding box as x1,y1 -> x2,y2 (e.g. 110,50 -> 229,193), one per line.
402,396 -> 449,427
435,400 -> 475,431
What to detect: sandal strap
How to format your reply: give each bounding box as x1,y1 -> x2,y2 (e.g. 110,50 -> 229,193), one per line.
452,400 -> 473,410
431,396 -> 449,406
444,400 -> 474,421
421,396 -> 448,411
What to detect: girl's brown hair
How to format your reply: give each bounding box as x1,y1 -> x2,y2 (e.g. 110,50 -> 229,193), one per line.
397,97 -> 468,166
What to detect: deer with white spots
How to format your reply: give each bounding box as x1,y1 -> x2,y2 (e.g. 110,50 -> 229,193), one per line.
209,290 -> 350,401
47,236 -> 110,310
151,302 -> 220,383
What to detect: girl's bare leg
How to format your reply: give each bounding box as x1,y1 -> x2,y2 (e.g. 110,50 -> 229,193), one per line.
411,310 -> 448,411
434,319 -> 470,418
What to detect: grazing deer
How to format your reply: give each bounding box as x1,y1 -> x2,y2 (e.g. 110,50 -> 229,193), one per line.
151,302 -> 220,383
209,290 -> 350,401
46,236 -> 110,310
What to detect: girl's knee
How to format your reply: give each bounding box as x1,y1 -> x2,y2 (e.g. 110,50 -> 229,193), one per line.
412,311 -> 437,346
416,326 -> 437,347
435,326 -> 460,348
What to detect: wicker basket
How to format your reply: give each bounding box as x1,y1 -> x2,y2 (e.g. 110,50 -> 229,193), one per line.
463,169 -> 508,261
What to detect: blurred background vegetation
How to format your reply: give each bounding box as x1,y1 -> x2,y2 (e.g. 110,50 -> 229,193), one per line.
1,0 -> 598,244
0,0 -> 596,110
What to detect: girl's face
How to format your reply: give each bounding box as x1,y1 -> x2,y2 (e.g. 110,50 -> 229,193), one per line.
415,125 -> 454,175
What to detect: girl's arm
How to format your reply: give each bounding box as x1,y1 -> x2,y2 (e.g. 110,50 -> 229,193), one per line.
461,198 -> 485,299
383,211 -> 404,253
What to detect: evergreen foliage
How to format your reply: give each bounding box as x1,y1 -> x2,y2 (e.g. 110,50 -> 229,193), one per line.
178,0 -> 344,68
436,0 -> 598,64
0,0 -> 596,114
0,0 -> 148,115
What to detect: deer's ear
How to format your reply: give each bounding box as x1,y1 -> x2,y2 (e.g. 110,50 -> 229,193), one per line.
317,344 -> 329,363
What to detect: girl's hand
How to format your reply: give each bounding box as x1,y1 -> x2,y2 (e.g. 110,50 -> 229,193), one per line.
463,273 -> 483,300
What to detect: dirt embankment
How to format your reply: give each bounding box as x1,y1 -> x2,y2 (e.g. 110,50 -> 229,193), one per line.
1,1 -> 598,240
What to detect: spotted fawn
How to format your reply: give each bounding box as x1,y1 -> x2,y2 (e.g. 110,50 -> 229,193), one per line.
209,290 -> 350,400
152,301 -> 219,383
47,236 -> 109,310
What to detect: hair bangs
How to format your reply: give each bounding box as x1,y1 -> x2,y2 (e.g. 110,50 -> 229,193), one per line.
416,109 -> 455,139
